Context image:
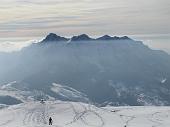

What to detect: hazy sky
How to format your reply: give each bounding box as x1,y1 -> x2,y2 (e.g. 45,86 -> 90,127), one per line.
0,0 -> 170,38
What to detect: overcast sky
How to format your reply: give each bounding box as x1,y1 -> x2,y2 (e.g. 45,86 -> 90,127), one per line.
0,0 -> 170,38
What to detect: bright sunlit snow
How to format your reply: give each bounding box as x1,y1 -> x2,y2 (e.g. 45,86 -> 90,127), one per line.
0,101 -> 170,127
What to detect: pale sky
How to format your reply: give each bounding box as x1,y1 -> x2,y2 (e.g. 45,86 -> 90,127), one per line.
0,0 -> 170,38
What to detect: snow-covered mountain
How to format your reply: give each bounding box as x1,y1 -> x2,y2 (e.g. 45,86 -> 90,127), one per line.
0,33 -> 170,106
0,100 -> 170,127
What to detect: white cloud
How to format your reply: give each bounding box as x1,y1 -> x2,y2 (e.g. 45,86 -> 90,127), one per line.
0,39 -> 39,52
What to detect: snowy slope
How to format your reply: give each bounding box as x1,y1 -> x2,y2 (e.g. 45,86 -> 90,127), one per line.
0,101 -> 170,127
51,83 -> 89,102
0,81 -> 89,104
0,81 -> 54,103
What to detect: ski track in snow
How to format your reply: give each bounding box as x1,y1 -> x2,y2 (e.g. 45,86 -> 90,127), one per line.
66,102 -> 104,127
23,102 -> 49,125
147,110 -> 170,127
0,101 -> 170,127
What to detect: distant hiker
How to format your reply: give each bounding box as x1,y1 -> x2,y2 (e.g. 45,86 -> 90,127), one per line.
49,117 -> 53,125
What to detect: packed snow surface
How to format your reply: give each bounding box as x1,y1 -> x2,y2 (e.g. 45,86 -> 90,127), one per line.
0,101 -> 170,127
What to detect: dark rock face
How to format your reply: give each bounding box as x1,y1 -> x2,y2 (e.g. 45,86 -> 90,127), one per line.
41,33 -> 69,43
0,33 -> 170,106
96,35 -> 132,41
120,36 -> 132,40
41,33 -> 132,43
96,35 -> 115,40
71,34 -> 94,41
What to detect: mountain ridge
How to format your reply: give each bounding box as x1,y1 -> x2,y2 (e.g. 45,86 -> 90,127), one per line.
40,33 -> 133,43
41,33 -> 69,43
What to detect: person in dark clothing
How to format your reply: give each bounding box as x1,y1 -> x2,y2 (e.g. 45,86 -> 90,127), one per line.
49,117 -> 53,125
